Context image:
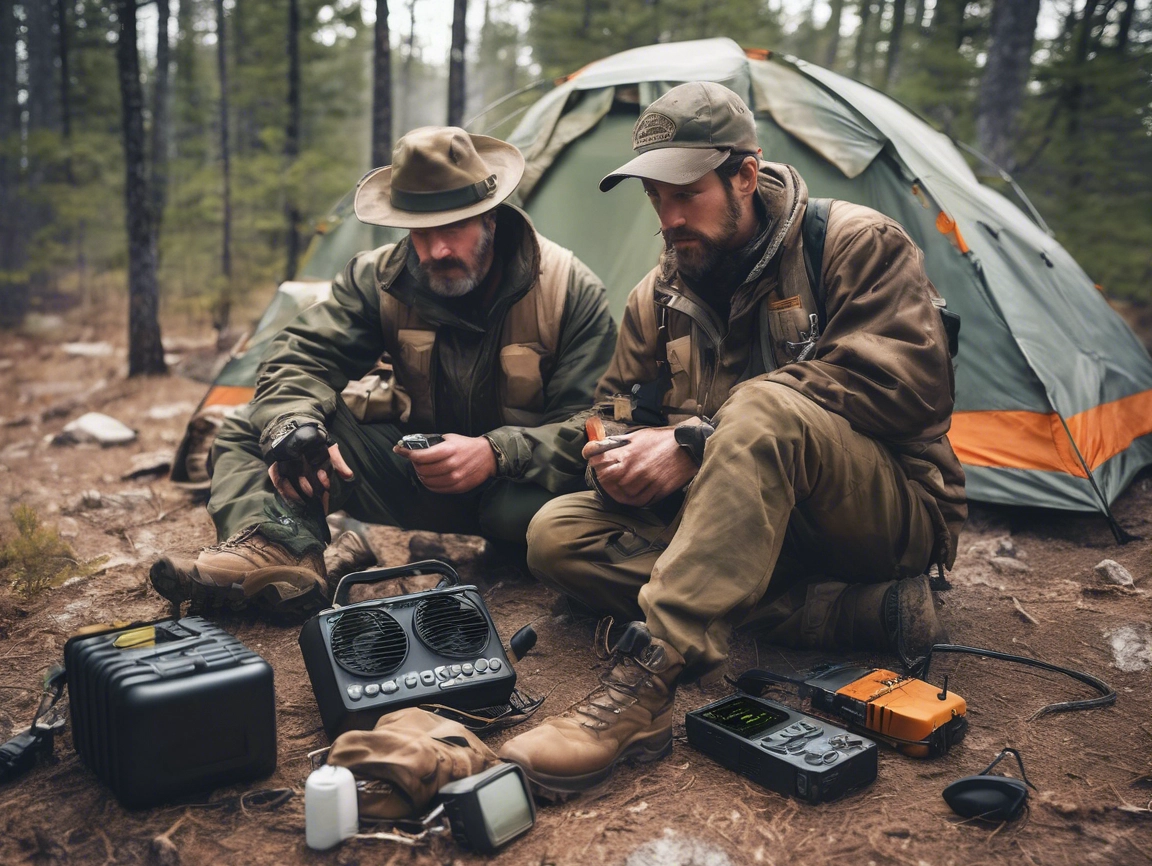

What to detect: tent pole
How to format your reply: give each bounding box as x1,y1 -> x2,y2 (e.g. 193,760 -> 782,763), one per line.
1055,415 -> 1140,544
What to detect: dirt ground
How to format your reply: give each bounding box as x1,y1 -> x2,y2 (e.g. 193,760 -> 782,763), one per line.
1,315 -> 1151,866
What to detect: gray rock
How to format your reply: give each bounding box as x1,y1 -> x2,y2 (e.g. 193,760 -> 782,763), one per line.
1105,624 -> 1152,672
991,556 -> 1032,575
1094,559 -> 1135,587
996,538 -> 1016,558
61,341 -> 114,358
53,412 -> 137,447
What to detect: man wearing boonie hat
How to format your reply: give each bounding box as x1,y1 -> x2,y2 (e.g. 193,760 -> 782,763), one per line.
150,127 -> 616,616
499,82 -> 966,795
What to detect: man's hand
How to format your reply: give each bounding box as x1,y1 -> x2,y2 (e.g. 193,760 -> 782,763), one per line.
394,433 -> 497,494
268,442 -> 355,512
583,426 -> 698,507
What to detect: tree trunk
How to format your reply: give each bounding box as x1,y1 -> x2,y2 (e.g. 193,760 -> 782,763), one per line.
0,0 -> 24,326
151,0 -> 171,237
403,0 -> 419,131
372,0 -> 392,167
1116,0 -> 1135,52
56,0 -> 71,142
115,0 -> 166,376
448,0 -> 466,126
881,0 -> 908,88
852,0 -> 873,79
825,0 -> 845,67
285,0 -> 302,281
215,0 -> 232,295
25,0 -> 60,132
975,0 -> 1041,169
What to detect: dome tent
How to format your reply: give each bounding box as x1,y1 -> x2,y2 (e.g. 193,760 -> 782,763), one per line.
177,38 -> 1152,527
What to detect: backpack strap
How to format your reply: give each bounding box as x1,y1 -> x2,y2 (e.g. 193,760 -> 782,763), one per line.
802,197 -> 832,332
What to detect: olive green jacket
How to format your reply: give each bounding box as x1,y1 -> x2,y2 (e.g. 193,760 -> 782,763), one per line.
250,205 -> 617,490
598,162 -> 967,566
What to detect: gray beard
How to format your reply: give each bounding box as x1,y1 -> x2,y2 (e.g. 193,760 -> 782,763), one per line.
415,220 -> 496,298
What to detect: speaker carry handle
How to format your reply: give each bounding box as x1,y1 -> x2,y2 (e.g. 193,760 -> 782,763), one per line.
331,559 -> 461,607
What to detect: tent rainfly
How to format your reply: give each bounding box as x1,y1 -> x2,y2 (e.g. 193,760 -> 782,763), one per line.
178,38 -> 1152,530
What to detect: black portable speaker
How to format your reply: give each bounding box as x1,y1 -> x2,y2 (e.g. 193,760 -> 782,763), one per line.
299,561 -> 517,739
64,617 -> 276,808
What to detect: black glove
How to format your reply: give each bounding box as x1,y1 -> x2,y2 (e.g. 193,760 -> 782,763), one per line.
260,419 -> 333,503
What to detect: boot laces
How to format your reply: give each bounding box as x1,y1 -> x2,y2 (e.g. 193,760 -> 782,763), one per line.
576,629 -> 662,730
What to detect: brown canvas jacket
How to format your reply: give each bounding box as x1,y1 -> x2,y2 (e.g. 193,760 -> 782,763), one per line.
597,162 -> 967,566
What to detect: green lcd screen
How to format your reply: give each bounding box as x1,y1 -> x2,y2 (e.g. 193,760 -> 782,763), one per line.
701,696 -> 789,739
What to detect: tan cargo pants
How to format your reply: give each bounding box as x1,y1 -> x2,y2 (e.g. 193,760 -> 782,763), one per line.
526,381 -> 935,680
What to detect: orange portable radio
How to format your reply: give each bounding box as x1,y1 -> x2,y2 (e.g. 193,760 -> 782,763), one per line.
800,665 -> 967,757
735,644 -> 1117,759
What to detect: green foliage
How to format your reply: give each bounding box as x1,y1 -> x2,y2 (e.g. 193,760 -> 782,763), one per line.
530,0 -> 782,81
0,505 -> 107,599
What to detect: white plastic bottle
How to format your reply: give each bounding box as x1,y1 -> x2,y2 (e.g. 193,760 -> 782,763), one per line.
305,765 -> 359,850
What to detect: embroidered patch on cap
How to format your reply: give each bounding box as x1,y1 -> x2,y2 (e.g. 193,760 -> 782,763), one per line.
633,112 -> 677,148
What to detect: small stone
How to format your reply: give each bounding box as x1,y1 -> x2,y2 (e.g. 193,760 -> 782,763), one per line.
58,517 -> 79,539
996,538 -> 1016,558
52,412 -> 137,447
991,556 -> 1031,575
1094,559 -> 1134,587
81,490 -> 102,509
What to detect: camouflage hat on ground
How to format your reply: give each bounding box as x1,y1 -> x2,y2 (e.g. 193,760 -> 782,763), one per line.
600,81 -> 758,192
355,126 -> 525,229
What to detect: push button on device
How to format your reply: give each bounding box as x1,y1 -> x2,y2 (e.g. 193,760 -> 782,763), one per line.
461,664 -> 474,676
346,684 -> 363,701
404,673 -> 419,689
420,671 -> 436,686
435,666 -> 450,681
381,680 -> 399,695
364,683 -> 380,698
475,659 -> 489,673
450,665 -> 463,676
488,659 -> 502,672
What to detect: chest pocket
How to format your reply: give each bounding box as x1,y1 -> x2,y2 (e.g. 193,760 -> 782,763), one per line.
764,302 -> 815,366
500,343 -> 546,411
396,328 -> 436,427
665,335 -> 695,414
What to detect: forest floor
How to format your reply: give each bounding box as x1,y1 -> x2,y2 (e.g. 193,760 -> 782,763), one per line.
1,307 -> 1151,866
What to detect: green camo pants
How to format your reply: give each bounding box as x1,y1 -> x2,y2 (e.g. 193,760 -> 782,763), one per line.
526,381 -> 936,680
207,399 -> 557,554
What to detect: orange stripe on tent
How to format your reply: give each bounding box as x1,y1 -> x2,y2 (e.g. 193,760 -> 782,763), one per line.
201,385 -> 255,408
951,389 -> 1152,476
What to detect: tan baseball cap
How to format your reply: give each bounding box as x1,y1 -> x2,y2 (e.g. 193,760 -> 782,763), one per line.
600,81 -> 758,192
355,127 -> 525,229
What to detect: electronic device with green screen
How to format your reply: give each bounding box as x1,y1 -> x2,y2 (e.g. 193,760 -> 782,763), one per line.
438,763 -> 536,853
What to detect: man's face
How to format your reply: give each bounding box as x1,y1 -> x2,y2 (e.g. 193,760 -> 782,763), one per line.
410,213 -> 496,298
642,170 -> 744,284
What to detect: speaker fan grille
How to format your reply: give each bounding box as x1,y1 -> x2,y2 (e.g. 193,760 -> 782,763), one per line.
329,609 -> 408,677
414,595 -> 490,658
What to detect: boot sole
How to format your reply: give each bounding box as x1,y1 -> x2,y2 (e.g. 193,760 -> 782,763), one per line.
149,558 -> 247,613
241,567 -> 329,616
517,732 -> 673,802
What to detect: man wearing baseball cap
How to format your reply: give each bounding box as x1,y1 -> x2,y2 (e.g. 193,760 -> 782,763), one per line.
499,82 -> 965,794
151,127 -> 617,615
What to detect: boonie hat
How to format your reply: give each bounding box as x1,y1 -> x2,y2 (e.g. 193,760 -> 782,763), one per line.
355,127 -> 525,229
600,81 -> 758,192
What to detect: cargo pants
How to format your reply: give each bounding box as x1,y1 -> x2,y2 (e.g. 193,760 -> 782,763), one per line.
207,398 -> 557,555
526,381 -> 936,680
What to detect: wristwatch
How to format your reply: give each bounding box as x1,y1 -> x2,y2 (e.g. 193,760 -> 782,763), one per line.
673,421 -> 715,465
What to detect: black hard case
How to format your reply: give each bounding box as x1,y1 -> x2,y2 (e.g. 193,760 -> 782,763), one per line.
64,617 -> 276,808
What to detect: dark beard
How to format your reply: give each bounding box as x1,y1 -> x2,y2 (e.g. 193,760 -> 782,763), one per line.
663,183 -> 744,285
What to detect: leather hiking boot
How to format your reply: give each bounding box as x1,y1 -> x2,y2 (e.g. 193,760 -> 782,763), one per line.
150,525 -> 328,616
884,575 -> 949,669
498,622 -> 684,797
324,529 -> 378,594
